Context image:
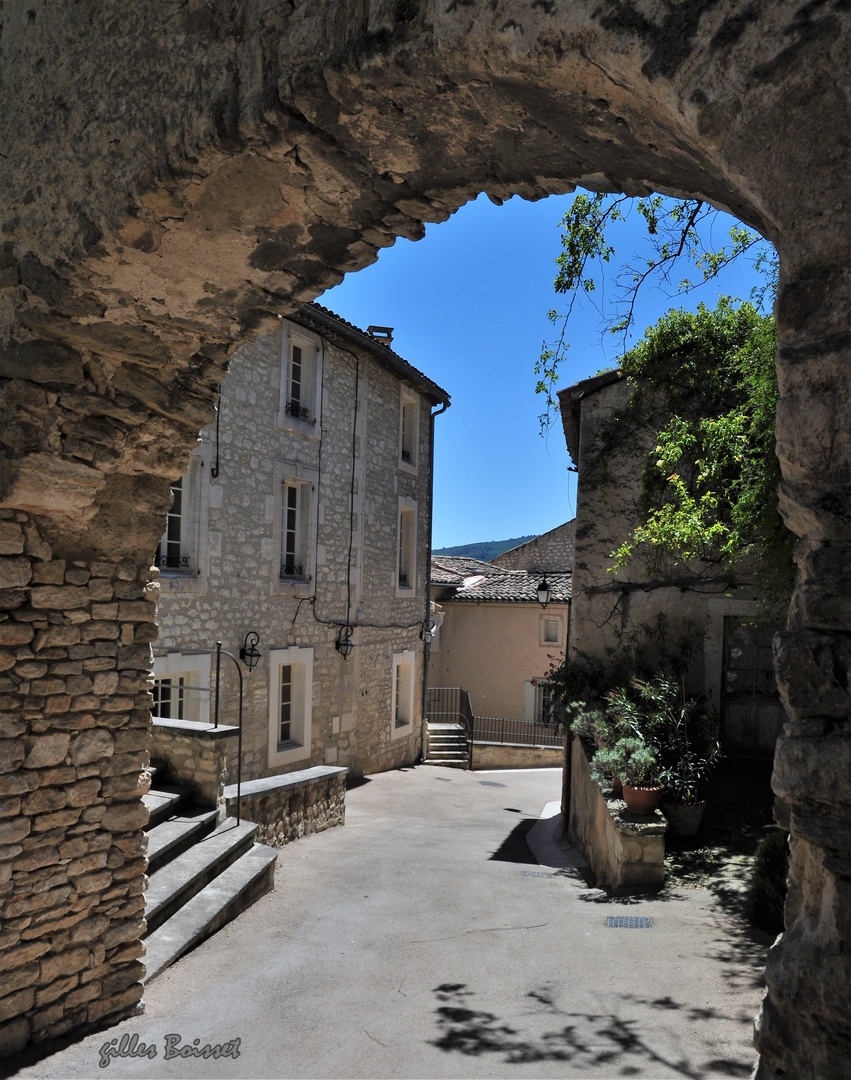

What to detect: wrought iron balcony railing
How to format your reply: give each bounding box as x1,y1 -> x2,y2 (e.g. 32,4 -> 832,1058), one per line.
285,399 -> 310,420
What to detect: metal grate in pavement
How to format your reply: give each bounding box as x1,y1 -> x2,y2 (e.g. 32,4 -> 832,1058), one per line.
605,916 -> 654,929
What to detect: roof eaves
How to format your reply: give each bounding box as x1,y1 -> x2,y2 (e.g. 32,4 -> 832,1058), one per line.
292,302 -> 451,407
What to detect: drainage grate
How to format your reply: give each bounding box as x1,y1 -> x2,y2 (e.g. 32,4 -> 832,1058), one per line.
478,781 -> 506,788
606,916 -> 654,929
522,871 -> 550,878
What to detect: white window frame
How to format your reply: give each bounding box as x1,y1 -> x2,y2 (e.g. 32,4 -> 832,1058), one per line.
268,646 -> 313,768
277,321 -> 322,436
396,497 -> 418,597
151,651 -> 212,726
273,460 -> 318,597
399,387 -> 420,474
540,614 -> 564,647
391,650 -> 417,740
156,442 -> 211,595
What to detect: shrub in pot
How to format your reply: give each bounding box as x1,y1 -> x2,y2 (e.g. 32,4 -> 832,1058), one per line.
592,736 -> 664,812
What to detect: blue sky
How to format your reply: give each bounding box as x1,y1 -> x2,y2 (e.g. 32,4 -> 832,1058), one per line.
323,193 -> 771,549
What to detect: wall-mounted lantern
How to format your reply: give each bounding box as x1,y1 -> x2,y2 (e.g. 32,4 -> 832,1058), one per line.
239,631 -> 261,672
536,578 -> 553,609
335,626 -> 354,659
420,619 -> 436,645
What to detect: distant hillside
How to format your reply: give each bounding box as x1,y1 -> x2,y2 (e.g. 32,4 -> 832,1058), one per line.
433,535 -> 538,562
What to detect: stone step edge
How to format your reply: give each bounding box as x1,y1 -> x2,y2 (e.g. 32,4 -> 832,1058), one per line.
146,809 -> 219,875
144,818 -> 259,935
143,843 -> 278,983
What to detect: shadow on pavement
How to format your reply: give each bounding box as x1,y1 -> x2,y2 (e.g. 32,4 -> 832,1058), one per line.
429,981 -> 753,1078
488,819 -> 538,864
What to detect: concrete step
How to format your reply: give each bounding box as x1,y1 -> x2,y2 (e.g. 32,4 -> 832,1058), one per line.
427,748 -> 468,759
143,843 -> 278,982
422,758 -> 470,769
146,808 -> 219,875
427,723 -> 466,733
143,785 -> 192,830
144,818 -> 259,935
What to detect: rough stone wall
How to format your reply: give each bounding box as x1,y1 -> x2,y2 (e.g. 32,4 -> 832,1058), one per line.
0,1 -> 849,1071
491,521 -> 576,573
564,376 -> 769,709
224,772 -> 346,847
0,512 -> 152,1054
150,721 -> 236,818
155,322 -> 430,783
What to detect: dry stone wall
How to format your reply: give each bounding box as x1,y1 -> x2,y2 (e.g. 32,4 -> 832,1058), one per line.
0,1 -> 850,1073
0,512 -> 152,1054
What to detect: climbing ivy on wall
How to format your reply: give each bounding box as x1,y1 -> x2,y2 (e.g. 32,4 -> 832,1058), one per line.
609,299 -> 794,602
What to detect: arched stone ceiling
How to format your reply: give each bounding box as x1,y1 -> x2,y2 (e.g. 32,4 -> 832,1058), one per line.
2,0 -> 849,559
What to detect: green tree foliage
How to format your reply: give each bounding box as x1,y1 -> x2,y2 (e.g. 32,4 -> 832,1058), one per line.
536,190 -> 790,600
609,299 -> 794,599
535,192 -> 776,432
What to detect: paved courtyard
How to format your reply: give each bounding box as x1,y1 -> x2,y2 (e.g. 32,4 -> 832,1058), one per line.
10,766 -> 770,1080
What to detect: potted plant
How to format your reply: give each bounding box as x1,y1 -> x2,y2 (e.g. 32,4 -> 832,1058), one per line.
660,741 -> 723,835
592,735 -> 664,813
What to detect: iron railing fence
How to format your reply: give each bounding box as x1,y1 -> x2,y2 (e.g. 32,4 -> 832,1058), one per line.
426,687 -> 565,749
471,714 -> 565,747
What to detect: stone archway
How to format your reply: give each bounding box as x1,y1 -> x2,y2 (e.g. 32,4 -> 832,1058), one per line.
1,3 -> 850,1075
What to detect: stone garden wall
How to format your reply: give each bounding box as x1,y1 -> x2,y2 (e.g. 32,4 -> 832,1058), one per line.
568,738 -> 667,893
224,766 -> 346,847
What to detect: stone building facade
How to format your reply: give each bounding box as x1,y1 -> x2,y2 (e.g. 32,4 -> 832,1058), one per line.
429,556 -> 571,722
154,304 -> 449,785
559,372 -> 786,757
490,521 -> 576,574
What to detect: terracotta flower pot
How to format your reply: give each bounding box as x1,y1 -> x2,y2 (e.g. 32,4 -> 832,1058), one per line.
611,775 -> 623,795
662,800 -> 707,837
621,784 -> 664,814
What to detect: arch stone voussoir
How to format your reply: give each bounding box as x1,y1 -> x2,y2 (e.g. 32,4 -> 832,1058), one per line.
1,1 -> 850,1072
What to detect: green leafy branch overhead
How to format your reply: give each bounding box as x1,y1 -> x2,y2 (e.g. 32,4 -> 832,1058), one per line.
535,192 -> 776,434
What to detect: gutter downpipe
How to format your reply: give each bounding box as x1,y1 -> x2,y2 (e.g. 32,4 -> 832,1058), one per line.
421,398 -> 450,762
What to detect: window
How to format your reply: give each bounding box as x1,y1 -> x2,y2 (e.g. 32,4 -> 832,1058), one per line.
278,322 -> 322,433
391,650 -> 416,739
268,647 -> 313,767
280,480 -> 308,580
151,652 -> 211,726
540,615 -> 563,646
154,445 -> 210,592
397,498 -> 417,595
156,477 -> 186,570
523,680 -> 556,725
399,389 -> 420,472
273,462 -> 318,596
152,676 -> 185,720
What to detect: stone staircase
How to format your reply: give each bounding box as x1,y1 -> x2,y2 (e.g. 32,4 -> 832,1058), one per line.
423,722 -> 470,769
142,766 -> 278,982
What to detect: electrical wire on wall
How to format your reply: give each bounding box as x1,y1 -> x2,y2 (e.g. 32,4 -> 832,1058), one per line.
305,340 -> 428,635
